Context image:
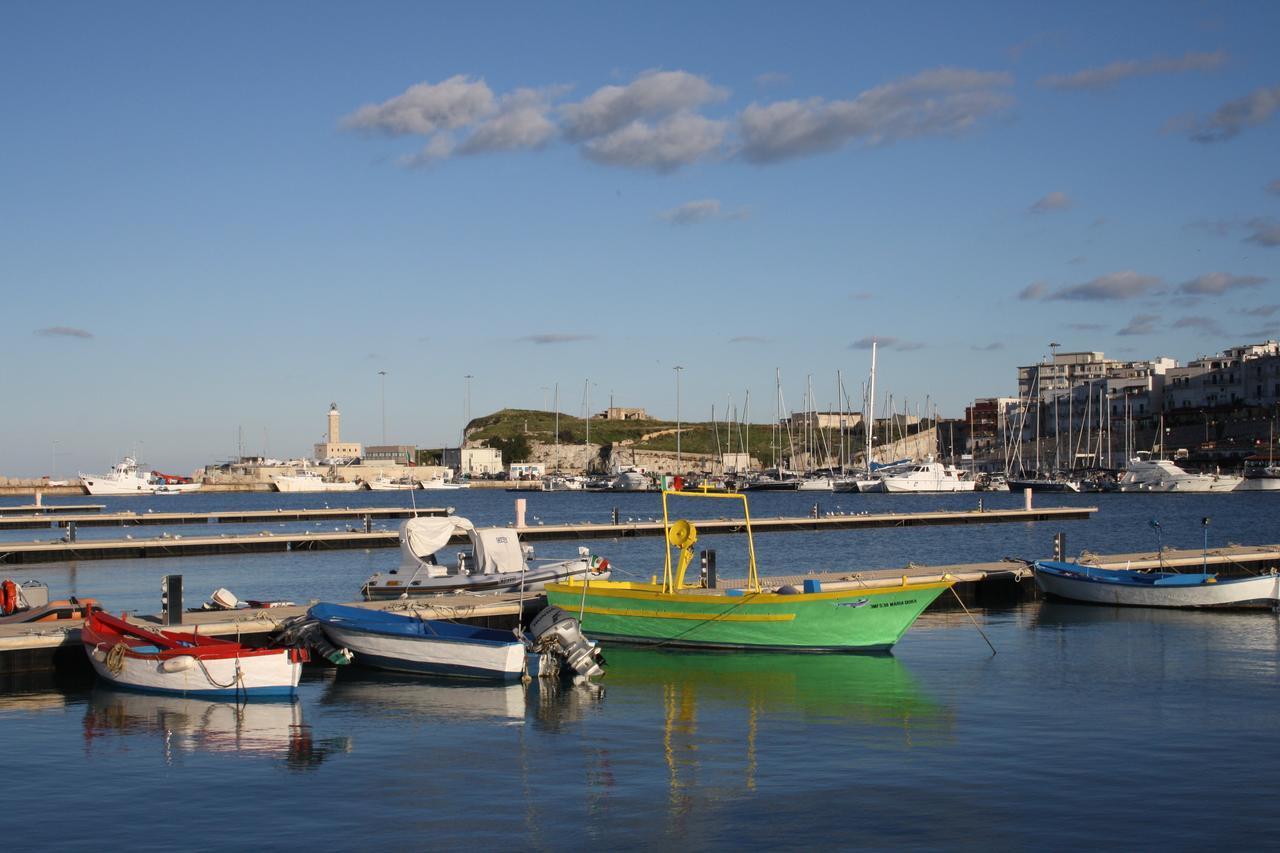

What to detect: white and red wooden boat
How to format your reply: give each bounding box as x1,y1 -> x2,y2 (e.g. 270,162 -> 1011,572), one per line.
82,611 -> 306,698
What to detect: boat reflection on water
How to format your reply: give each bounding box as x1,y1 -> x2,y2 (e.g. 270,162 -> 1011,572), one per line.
83,689 -> 350,770
1032,600 -> 1280,661
601,647 -> 953,811
320,667 -> 604,729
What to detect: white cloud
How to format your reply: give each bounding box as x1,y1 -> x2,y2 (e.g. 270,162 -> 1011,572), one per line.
1118,314 -> 1160,335
659,198 -> 749,225
1030,191 -> 1072,213
342,75 -> 495,136
518,333 -> 596,345
1172,316 -> 1222,334
1048,271 -> 1163,301
35,326 -> 92,339
1039,50 -> 1226,91
582,113 -> 727,172
561,70 -> 726,141
850,336 -> 923,351
1174,84 -> 1280,143
738,68 -> 1013,163
457,88 -> 558,155
1019,281 -> 1049,300
1178,272 -> 1267,295
1245,218 -> 1280,247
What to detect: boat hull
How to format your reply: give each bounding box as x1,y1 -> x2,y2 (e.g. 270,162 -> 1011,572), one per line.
86,650 -> 301,696
545,580 -> 950,652
881,478 -> 975,493
271,476 -> 360,493
1033,561 -> 1280,609
1235,477 -> 1280,491
311,604 -> 526,681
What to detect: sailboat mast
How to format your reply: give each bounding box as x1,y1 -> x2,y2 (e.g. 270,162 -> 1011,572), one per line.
867,341 -> 877,474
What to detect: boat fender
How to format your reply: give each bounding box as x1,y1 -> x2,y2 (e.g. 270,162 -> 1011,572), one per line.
91,646 -> 108,663
0,579 -> 17,616
162,655 -> 197,673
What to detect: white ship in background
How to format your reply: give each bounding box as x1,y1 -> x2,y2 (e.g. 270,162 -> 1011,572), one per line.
79,457 -> 158,496
1116,451 -> 1242,493
270,470 -> 361,493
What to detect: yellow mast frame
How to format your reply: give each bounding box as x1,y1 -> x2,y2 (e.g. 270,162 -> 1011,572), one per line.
660,489 -> 760,594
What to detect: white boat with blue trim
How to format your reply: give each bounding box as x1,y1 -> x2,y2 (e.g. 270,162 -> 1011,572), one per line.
308,602 -> 604,682
1033,560 -> 1280,609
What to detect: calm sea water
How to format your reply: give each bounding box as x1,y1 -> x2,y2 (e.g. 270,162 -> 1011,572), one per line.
3,489 -> 1279,849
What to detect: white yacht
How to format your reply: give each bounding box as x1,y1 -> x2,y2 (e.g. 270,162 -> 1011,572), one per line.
1116,451 -> 1242,493
610,467 -> 652,491
880,459 -> 976,493
270,470 -> 361,493
79,457 -> 156,496
419,475 -> 470,490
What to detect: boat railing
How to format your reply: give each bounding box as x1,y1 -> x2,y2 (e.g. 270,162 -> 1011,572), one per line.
659,490 -> 760,594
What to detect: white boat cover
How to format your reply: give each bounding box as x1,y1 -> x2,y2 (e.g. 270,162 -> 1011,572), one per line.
399,516 -> 525,575
400,516 -> 475,571
472,528 -> 525,574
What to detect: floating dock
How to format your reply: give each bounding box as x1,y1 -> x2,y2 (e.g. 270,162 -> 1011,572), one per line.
0,503 -> 104,516
0,505 -> 448,531
0,506 -> 1095,564
2,543 -> 1276,676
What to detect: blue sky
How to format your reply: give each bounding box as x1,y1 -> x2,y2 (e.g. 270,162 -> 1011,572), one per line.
3,1 -> 1278,475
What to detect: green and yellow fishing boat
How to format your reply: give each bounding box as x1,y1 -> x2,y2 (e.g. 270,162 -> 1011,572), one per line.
545,490 -> 952,652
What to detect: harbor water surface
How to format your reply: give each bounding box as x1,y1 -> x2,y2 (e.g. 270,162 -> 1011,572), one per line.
3,489 -> 1278,849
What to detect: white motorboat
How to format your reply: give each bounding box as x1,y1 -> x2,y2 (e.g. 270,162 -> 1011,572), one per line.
610,467 -> 652,491
419,476 -> 470,490
271,471 -> 361,492
1116,452 -> 1242,493
366,475 -> 422,491
362,515 -> 610,599
880,459 -> 976,493
79,457 -> 156,495
796,475 -> 835,491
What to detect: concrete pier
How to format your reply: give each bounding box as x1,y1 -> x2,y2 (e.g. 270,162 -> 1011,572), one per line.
0,505 -> 448,531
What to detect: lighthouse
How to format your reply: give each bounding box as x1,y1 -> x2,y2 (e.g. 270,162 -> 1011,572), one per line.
314,402 -> 362,463
328,402 -> 341,444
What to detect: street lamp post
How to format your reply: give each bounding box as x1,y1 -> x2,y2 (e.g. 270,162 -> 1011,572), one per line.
464,375 -> 474,442
674,365 -> 684,473
378,370 -> 388,445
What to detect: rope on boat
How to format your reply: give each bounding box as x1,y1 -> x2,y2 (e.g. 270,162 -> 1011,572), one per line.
104,643 -> 127,675
948,582 -> 997,656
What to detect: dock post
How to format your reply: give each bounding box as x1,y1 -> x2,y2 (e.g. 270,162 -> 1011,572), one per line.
364,514 -> 372,533
1053,532 -> 1065,561
35,490 -> 42,507
701,549 -> 717,588
612,506 -> 619,524
1023,487 -> 1033,510
515,498 -> 527,528
67,521 -> 77,542
161,574 -> 184,626
978,497 -> 984,513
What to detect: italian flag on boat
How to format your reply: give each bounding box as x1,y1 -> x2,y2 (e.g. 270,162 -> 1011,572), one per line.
545,490 -> 951,652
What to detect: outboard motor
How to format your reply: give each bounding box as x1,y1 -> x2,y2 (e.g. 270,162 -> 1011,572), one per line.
276,616 -> 354,666
529,606 -> 605,680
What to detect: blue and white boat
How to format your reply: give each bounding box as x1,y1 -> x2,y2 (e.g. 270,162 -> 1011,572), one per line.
307,603 -> 605,682
1033,561 -> 1279,609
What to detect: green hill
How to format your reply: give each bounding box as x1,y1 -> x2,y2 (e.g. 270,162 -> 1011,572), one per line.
465,408 -> 783,459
